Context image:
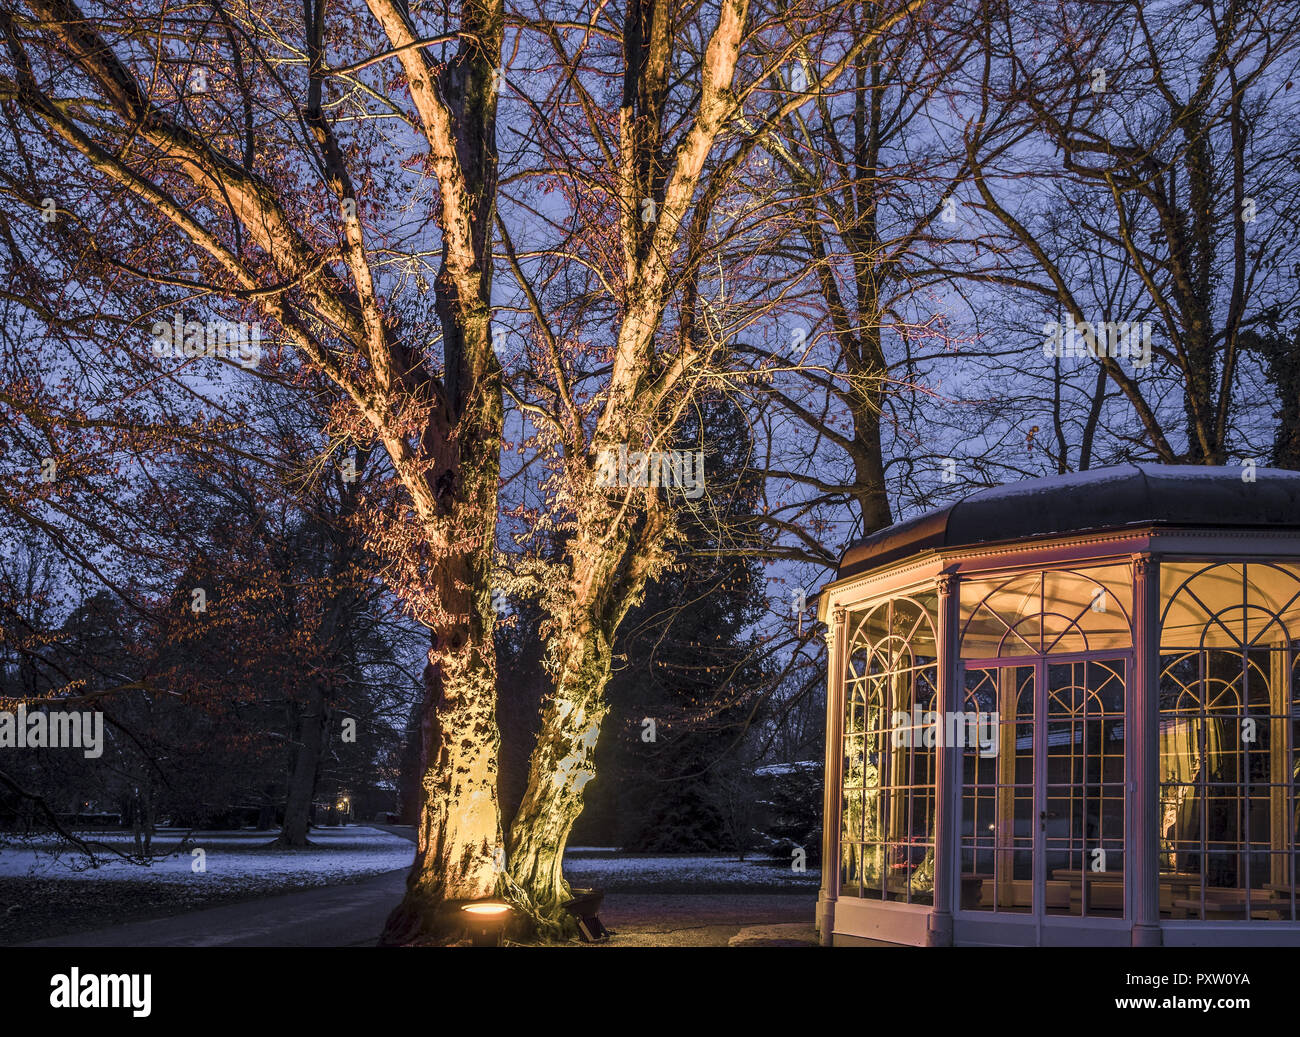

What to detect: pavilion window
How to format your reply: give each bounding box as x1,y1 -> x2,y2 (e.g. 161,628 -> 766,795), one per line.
841,593 -> 938,904
1158,561 -> 1300,920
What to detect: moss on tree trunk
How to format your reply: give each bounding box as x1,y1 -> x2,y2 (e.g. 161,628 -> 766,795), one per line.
506,657 -> 610,935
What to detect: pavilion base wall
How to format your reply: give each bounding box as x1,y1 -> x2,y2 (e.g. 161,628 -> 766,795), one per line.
830,899 -> 932,946
828,902 -> 1300,946
1160,924 -> 1300,947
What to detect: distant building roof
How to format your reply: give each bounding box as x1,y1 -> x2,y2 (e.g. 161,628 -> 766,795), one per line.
838,464 -> 1300,579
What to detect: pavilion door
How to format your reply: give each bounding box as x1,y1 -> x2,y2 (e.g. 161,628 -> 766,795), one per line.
959,654 -> 1130,941
1040,656 -> 1129,928
958,661 -> 1036,924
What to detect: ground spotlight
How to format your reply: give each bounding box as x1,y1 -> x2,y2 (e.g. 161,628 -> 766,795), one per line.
460,900 -> 513,946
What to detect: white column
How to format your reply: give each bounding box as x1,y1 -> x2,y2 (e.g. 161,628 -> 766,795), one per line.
818,604 -> 847,946
1131,555 -> 1162,946
929,572 -> 959,946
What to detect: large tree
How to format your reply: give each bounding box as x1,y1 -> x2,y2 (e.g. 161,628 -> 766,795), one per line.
1,0 -> 507,938
496,0 -> 928,928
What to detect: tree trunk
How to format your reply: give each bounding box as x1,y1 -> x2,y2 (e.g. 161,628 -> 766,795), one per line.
276,683 -> 328,848
256,786 -> 276,831
850,398 -> 892,535
506,508 -> 666,932
381,618 -> 503,943
506,635 -> 611,932
366,0 -> 506,944
131,780 -> 155,856
1255,328 -> 1300,470
141,786 -> 154,856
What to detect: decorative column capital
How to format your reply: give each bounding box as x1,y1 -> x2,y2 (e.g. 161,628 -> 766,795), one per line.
826,605 -> 846,651
1134,555 -> 1157,578
937,572 -> 959,597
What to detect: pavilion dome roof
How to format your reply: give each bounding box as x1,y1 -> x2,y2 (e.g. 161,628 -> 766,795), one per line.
838,463 -> 1300,579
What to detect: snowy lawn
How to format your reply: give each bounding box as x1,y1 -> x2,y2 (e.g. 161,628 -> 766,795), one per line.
0,825 -> 414,892
1,830 -> 812,894
561,848 -> 820,893
0,825 -> 416,945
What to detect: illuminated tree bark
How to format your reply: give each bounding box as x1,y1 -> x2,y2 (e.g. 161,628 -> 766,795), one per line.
505,518 -> 664,927
387,594 -> 502,940
504,636 -> 612,922
498,0 -> 751,927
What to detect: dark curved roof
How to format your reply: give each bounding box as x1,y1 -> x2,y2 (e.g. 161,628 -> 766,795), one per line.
838,464 -> 1300,579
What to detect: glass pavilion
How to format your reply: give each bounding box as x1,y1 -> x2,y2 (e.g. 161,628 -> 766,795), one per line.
815,465 -> 1300,946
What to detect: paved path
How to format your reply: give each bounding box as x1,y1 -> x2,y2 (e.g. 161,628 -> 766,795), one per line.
22,867 -> 410,948
21,825 -> 418,948
584,893 -> 818,947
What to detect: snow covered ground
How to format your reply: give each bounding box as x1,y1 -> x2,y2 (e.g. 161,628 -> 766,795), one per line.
0,828 -> 816,896
563,849 -> 820,892
0,826 -> 415,894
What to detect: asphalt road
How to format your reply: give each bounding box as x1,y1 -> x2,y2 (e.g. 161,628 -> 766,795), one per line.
22,866 -> 411,948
